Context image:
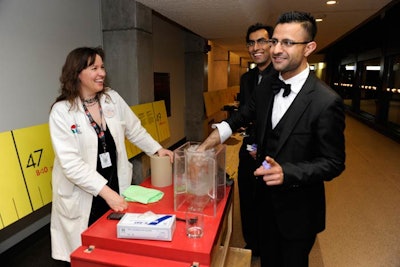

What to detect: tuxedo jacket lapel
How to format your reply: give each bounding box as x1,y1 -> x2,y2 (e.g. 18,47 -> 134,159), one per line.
272,73 -> 317,155
255,86 -> 275,154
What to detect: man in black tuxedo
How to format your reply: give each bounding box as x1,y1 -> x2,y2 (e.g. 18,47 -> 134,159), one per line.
199,11 -> 346,267
237,23 -> 275,256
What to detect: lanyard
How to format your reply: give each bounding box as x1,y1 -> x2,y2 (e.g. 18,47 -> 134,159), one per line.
82,102 -> 107,153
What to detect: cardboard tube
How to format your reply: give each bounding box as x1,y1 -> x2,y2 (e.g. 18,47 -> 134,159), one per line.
150,155 -> 172,187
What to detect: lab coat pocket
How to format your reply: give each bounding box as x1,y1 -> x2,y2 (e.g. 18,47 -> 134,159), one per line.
56,178 -> 81,219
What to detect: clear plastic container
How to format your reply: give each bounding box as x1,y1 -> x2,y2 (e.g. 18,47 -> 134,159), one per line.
173,141 -> 226,216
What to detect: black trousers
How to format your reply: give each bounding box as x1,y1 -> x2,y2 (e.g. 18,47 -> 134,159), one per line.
237,140 -> 259,251
255,189 -> 316,267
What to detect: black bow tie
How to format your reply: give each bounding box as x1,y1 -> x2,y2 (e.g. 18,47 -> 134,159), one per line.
271,79 -> 291,97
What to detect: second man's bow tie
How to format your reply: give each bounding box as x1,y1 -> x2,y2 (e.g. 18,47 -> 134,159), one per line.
272,79 -> 291,97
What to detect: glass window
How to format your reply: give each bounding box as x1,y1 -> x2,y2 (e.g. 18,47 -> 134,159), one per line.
359,58 -> 381,118
336,63 -> 355,106
387,55 -> 400,132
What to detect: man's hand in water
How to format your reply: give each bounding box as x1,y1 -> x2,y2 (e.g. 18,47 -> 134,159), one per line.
196,129 -> 221,152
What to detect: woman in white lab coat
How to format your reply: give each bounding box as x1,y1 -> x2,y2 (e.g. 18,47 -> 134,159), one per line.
49,47 -> 173,264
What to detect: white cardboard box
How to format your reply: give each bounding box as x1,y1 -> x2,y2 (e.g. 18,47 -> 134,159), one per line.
117,212 -> 176,241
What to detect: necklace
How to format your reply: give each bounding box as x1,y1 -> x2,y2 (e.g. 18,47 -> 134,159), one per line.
84,100 -> 98,107
83,96 -> 98,104
82,96 -> 99,107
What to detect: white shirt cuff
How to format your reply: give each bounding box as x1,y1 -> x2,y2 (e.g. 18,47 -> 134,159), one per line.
212,121 -> 232,144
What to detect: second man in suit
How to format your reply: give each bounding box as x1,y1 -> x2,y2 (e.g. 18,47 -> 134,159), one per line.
198,11 -> 345,267
237,23 -> 275,256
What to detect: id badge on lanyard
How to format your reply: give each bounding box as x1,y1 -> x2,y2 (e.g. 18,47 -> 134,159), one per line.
82,100 -> 113,169
100,152 -> 112,168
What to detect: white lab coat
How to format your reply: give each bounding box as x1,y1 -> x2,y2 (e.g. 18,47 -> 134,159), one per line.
49,89 -> 162,262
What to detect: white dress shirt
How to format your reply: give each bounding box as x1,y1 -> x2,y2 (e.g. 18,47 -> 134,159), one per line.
272,66 -> 309,128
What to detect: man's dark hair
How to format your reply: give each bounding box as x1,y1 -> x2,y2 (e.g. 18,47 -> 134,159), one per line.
276,11 -> 317,41
245,23 -> 274,43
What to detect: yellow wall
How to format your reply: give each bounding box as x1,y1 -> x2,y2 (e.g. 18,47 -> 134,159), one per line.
0,101 -> 169,229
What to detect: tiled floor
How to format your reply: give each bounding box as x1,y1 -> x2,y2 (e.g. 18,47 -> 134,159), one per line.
227,115 -> 400,267
2,115 -> 400,266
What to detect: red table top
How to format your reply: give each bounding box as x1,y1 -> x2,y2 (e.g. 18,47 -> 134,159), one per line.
73,178 -> 232,266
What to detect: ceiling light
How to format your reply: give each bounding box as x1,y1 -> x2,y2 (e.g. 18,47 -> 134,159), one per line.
315,14 -> 326,22
366,66 -> 381,71
326,0 -> 337,5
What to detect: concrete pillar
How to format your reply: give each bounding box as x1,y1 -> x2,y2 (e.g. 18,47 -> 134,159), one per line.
101,0 -> 153,184
101,0 -> 153,105
184,32 -> 208,142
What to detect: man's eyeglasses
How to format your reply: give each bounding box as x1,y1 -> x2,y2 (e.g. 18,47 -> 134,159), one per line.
267,38 -> 311,48
246,38 -> 269,48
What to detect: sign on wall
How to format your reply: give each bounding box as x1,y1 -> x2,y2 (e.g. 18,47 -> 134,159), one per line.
0,124 -> 53,229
